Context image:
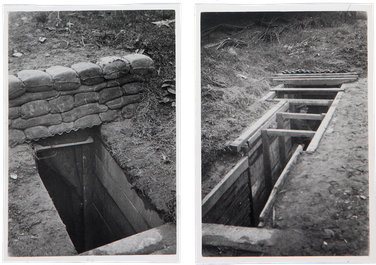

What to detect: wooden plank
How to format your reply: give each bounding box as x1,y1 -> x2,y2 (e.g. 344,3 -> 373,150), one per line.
202,171 -> 249,223
260,91 -> 276,101
273,74 -> 358,79
229,101 -> 288,152
94,156 -> 151,232
261,130 -> 272,193
276,113 -> 286,167
272,78 -> 357,86
216,182 -> 250,225
91,176 -> 137,238
280,112 -> 325,120
271,87 -> 344,92
267,98 -> 333,106
232,196 -> 252,227
94,141 -> 163,227
202,157 -> 249,216
259,145 -> 303,223
246,102 -> 290,148
306,91 -> 344,153
265,129 -> 316,138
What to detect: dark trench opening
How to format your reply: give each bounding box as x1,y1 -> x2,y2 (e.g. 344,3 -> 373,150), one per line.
33,127 -> 161,254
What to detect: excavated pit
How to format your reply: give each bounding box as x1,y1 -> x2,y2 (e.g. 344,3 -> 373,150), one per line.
34,127 -> 163,253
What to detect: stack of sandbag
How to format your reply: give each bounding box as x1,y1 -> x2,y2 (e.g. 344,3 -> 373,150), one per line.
9,54 -> 156,147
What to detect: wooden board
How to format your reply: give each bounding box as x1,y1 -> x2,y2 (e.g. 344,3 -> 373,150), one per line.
271,87 -> 344,93
272,78 -> 357,86
94,156 -> 152,232
216,182 -> 251,226
280,112 -> 325,120
202,170 -> 249,223
259,145 -> 303,223
265,129 -> 316,138
267,99 -> 333,106
306,92 -> 344,153
202,157 -> 249,217
230,101 -> 288,152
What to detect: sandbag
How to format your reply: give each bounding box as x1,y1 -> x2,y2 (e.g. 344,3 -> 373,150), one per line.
106,74 -> 146,88
20,100 -> 51,119
59,82 -> 107,95
71,62 -> 105,85
121,103 -> 138,119
9,107 -> 20,120
48,122 -> 74,135
17,70 -> 53,92
9,90 -> 59,108
11,113 -> 62,130
105,94 -> 143,109
49,95 -> 74,113
123,54 -> 155,75
74,114 -> 102,129
24,126 -> 52,140
96,56 -> 130,80
99,86 -> 123,104
9,75 -> 26,100
99,109 -> 121,123
74,92 -> 100,107
46,66 -> 81,91
62,103 -> 108,123
122,82 -> 143,95
9,129 -> 26,147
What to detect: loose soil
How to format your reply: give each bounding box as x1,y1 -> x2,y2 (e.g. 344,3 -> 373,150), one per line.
263,78 -> 369,256
201,12 -> 369,256
7,10 -> 176,256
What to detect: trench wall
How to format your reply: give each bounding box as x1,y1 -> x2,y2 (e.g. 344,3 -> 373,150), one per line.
203,106 -> 295,226
8,54 -> 155,147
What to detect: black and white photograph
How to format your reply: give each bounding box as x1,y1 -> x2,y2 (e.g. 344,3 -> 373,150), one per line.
5,5 -> 177,260
199,5 -> 374,259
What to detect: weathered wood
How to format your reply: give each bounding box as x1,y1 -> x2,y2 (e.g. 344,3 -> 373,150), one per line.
259,145 -> 303,223
202,157 -> 249,217
94,155 -> 151,232
267,98 -> 333,106
261,130 -> 272,193
265,129 -> 316,138
280,112 -> 325,120
272,78 -> 357,86
276,113 -> 286,167
202,171 -> 249,223
306,92 -> 344,153
33,136 -> 94,151
260,91 -> 276,101
230,101 -> 288,152
273,74 -> 358,78
217,183 -> 251,225
246,102 -> 290,148
271,87 -> 344,93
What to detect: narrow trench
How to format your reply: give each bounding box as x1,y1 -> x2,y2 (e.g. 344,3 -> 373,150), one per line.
203,85 -> 340,229
33,127 -> 162,254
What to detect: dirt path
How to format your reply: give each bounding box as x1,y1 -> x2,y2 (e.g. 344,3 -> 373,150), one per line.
263,78 -> 369,256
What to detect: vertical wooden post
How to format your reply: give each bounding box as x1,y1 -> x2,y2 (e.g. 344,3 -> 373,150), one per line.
261,130 -> 272,193
247,168 -> 256,227
276,113 -> 286,167
82,137 -> 95,251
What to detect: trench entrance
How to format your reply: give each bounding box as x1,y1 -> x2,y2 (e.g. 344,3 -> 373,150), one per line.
34,127 -> 163,253
202,73 -> 357,233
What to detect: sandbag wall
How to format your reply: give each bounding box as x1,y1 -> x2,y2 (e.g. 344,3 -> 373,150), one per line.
8,54 -> 155,147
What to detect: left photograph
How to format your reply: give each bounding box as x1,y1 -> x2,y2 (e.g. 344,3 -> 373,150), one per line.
6,7 -> 177,258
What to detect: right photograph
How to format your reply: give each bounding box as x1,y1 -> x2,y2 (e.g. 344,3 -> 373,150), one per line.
200,8 -> 372,257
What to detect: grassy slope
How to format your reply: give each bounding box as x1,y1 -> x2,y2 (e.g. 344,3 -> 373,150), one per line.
201,12 -> 367,181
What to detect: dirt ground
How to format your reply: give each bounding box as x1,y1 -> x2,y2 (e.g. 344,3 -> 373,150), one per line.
263,78 -> 369,256
7,10 -> 176,256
